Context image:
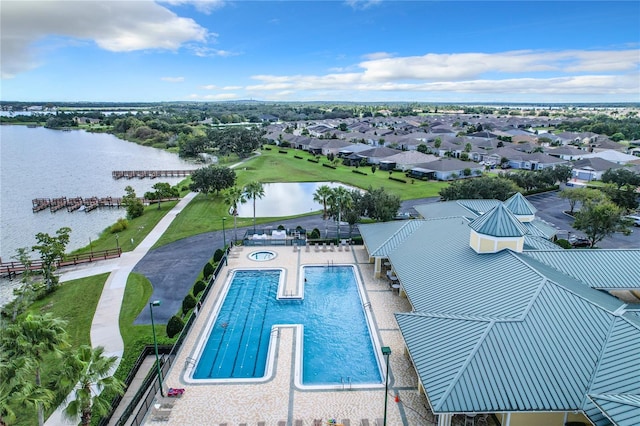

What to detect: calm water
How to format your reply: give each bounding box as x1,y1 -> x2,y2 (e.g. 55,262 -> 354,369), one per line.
235,182 -> 352,218
193,266 -> 381,385
0,126 -> 193,304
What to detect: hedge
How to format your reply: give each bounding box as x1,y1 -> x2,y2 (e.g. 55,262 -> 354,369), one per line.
278,150 -> 288,154
352,170 -> 368,176
389,176 -> 407,183
294,155 -> 303,159
323,163 -> 336,169
307,158 -> 319,163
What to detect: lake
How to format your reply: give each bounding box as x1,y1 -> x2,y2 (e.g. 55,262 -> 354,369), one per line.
0,125 -> 194,260
234,182 -> 353,218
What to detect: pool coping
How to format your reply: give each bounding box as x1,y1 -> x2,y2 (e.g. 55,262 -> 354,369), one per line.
183,264 -> 386,390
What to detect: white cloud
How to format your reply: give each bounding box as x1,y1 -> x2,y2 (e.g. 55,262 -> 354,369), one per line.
244,49 -> 639,99
1,0 -> 208,78
345,0 -> 382,10
189,92 -> 239,100
190,46 -> 238,57
162,0 -> 225,14
161,76 -> 185,82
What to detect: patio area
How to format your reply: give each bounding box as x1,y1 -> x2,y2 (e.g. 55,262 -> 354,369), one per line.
142,245 -> 435,426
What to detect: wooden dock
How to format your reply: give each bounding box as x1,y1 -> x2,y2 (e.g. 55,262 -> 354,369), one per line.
1,248 -> 122,279
111,170 -> 196,180
32,196 -> 180,213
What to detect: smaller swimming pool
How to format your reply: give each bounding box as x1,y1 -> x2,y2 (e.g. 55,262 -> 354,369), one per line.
248,250 -> 276,261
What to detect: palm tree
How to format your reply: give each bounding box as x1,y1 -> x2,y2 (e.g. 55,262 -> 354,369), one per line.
242,181 -> 265,233
313,185 -> 333,220
328,186 -> 353,241
62,345 -> 125,426
3,313 -> 69,426
223,186 -> 246,242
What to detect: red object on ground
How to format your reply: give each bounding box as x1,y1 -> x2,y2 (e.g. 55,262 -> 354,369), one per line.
395,394 -> 400,403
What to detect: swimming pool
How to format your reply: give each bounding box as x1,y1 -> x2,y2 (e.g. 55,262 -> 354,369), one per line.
188,266 -> 383,388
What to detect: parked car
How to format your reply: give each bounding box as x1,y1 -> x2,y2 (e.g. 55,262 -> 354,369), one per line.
624,215 -> 640,227
569,235 -> 591,247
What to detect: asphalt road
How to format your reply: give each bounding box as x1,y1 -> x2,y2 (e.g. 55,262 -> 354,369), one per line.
527,191 -> 640,249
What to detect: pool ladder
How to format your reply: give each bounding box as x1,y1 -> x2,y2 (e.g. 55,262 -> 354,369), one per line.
271,327 -> 280,338
326,260 -> 334,268
363,302 -> 371,310
341,376 -> 352,390
185,356 -> 196,369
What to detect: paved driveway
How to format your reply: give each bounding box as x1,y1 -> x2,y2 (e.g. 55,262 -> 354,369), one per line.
527,191 -> 640,249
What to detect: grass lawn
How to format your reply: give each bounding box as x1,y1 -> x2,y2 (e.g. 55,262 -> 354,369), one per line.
69,147 -> 449,252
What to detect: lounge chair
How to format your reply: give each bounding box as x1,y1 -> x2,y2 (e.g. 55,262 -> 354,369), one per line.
338,244 -> 343,252
345,243 -> 350,251
306,243 -> 310,252
375,419 -> 384,426
322,243 -> 328,252
278,422 -> 286,426
313,420 -> 323,426
360,420 -> 369,426
150,404 -> 171,421
258,422 -> 266,426
293,244 -> 298,252
342,420 -> 350,426
315,243 -> 320,252
330,242 -> 335,252
295,421 -> 303,426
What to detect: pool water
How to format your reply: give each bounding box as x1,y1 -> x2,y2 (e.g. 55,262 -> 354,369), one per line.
192,266 -> 381,385
248,250 -> 276,261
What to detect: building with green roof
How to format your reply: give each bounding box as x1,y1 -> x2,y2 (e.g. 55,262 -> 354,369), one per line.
359,193 -> 640,426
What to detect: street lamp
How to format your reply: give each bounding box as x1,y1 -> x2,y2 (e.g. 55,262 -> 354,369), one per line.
382,346 -> 392,426
222,217 -> 228,265
149,300 -> 164,397
222,217 -> 227,249
115,234 -> 119,253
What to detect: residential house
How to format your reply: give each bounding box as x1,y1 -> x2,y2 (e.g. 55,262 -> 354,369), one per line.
411,158 -> 483,180
571,158 -> 623,181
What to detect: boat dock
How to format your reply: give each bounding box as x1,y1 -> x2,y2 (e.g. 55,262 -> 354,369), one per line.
1,248 -> 122,279
111,170 -> 196,179
32,196 -> 180,213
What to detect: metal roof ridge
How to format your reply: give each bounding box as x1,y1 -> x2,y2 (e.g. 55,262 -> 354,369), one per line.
435,319 -> 496,412
370,219 -> 426,257
403,310 -> 505,322
581,318 -> 618,412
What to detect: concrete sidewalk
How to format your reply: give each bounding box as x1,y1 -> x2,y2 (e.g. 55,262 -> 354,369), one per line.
45,192 -> 197,426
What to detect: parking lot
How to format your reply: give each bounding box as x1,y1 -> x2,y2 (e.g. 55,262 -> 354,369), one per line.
527,191 -> 640,249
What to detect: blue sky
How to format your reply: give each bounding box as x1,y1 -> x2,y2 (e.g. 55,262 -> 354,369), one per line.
1,0 -> 639,103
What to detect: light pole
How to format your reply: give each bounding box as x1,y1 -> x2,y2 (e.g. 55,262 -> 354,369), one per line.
222,217 -> 228,265
149,300 -> 164,397
115,234 -> 119,253
382,346 -> 392,426
222,217 -> 227,249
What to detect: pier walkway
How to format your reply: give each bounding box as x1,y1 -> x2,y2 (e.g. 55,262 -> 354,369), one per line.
112,170 -> 196,180
32,196 -> 180,213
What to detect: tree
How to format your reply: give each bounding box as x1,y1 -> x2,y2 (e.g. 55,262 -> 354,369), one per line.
559,187 -> 609,214
439,176 -> 520,201
599,183 -> 640,212
189,165 -> 237,196
62,346 -> 124,426
7,248 -> 38,321
313,185 -> 333,220
223,187 -> 246,242
121,185 -> 144,219
32,227 -> 71,292
434,138 -> 442,149
573,200 -> 631,247
177,133 -> 209,158
3,314 -> 69,426
360,186 -> 401,222
243,181 -> 265,232
417,144 -> 429,154
144,182 -> 179,210
328,186 -> 353,240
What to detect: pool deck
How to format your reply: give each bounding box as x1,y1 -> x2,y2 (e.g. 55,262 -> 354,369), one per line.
146,245 -> 435,426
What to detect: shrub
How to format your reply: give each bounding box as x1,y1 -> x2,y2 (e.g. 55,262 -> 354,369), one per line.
294,155 -> 303,159
307,158 -> 319,163
263,146 -> 272,150
166,315 -> 185,338
352,169 -> 367,176
182,293 -> 197,315
555,239 -> 572,249
213,248 -> 225,263
322,163 -> 336,169
110,218 -> 129,233
278,150 -> 288,154
193,280 -> 206,297
309,228 -> 321,239
203,262 -> 214,280
389,176 -> 407,183
277,224 -> 285,230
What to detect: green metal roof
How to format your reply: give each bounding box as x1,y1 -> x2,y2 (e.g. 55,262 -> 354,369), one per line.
389,217 -> 542,319
469,204 -> 529,238
588,394 -> 640,426
414,201 -> 476,220
504,192 -> 537,216
524,236 -> 561,250
457,199 -> 502,216
523,249 -> 640,290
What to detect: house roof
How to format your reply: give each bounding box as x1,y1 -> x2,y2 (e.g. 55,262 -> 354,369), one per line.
573,157 -> 623,172
357,146 -> 402,158
420,158 -> 483,172
588,394 -> 640,426
383,150 -> 437,165
504,192 -> 537,216
469,204 -> 529,238
582,150 -> 639,164
523,249 -> 640,290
